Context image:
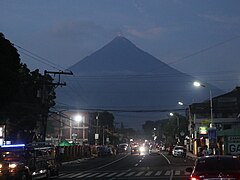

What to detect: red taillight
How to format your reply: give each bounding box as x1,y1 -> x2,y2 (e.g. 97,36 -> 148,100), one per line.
191,177 -> 199,180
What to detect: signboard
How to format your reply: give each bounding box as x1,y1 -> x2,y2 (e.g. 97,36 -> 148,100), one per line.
95,134 -> 99,140
208,127 -> 217,148
227,136 -> 240,155
199,127 -> 208,135
228,142 -> 240,155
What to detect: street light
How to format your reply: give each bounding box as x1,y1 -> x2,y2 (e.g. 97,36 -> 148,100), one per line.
169,113 -> 179,127
73,114 -> 85,143
193,81 -> 213,127
178,101 -> 184,106
169,113 -> 180,144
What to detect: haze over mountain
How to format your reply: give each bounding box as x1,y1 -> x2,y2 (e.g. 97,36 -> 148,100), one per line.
56,36 -> 223,128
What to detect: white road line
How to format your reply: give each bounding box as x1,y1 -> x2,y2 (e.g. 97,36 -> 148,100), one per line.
160,152 -> 171,164
89,154 -> 129,171
135,171 -> 144,176
169,170 -> 174,180
165,170 -> 171,175
145,171 -> 153,176
68,172 -> 84,178
125,172 -> 135,176
95,172 -> 109,177
86,172 -> 100,178
106,172 -> 118,177
58,173 -> 73,178
175,170 -> 181,175
77,172 -> 91,178
116,172 -> 128,177
155,171 -> 162,176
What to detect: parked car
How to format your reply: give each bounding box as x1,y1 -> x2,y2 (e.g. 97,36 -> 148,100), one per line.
186,155 -> 240,180
172,146 -> 186,157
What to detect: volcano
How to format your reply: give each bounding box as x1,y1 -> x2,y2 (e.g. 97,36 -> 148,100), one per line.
56,36 -> 222,128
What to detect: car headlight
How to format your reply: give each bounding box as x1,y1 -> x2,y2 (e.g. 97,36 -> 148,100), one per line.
139,146 -> 145,152
9,163 -> 17,169
0,164 -> 2,169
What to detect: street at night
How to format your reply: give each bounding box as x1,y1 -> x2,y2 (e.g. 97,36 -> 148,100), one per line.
57,151 -> 195,179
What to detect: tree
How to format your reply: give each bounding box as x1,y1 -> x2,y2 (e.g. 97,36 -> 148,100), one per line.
0,33 -> 56,144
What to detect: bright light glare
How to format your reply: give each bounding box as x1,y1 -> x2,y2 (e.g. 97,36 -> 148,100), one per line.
139,146 -> 145,152
193,81 -> 201,87
74,114 -> 83,122
178,101 -> 183,106
9,163 -> 17,168
169,112 -> 174,116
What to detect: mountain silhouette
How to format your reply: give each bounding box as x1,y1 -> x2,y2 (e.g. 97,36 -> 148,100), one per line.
56,36 -> 223,128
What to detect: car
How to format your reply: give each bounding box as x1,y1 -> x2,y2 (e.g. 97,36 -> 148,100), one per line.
172,146 -> 186,157
149,144 -> 160,155
131,146 -> 139,155
186,155 -> 240,180
118,143 -> 128,153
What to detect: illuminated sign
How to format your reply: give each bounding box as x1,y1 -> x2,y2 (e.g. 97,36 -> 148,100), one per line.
199,126 -> 208,134
1,144 -> 25,148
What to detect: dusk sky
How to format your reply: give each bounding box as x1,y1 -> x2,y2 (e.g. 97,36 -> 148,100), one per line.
1,0 -> 240,92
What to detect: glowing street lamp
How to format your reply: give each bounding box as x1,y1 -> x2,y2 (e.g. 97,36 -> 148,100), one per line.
178,101 -> 184,106
74,114 -> 83,122
193,81 -> 213,127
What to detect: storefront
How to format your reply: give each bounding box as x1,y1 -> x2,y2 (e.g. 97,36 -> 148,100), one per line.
217,128 -> 240,155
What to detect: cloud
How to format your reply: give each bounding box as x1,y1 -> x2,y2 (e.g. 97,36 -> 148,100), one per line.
200,14 -> 240,24
126,27 -> 165,39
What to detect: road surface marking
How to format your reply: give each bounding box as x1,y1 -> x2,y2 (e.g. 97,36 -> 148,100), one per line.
160,152 -> 171,164
95,172 -> 109,177
86,172 -> 100,177
175,170 -> 181,175
135,171 -> 144,176
165,170 -> 171,175
125,171 -> 135,176
155,171 -> 162,176
106,172 -> 118,177
145,171 -> 153,176
76,172 -> 91,178
116,172 -> 128,177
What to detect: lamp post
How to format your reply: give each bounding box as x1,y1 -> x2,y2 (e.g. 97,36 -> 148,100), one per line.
193,81 -> 213,127
73,114 -> 85,143
170,112 -> 180,144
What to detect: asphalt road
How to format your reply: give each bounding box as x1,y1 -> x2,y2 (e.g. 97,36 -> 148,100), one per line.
56,151 -> 195,180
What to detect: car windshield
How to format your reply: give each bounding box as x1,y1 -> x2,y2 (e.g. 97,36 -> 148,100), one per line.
195,157 -> 240,171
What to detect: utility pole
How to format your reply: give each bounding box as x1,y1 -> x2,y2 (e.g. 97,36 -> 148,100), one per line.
40,70 -> 73,142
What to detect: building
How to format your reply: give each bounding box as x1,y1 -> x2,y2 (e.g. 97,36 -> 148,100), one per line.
188,87 -> 240,156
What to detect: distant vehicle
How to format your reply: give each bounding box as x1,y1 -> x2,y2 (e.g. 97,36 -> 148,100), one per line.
186,155 -> 240,180
149,144 -> 160,155
118,143 -> 128,153
172,146 -> 186,157
139,145 -> 148,155
97,146 -> 113,157
131,143 -> 139,155
0,143 -> 59,180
